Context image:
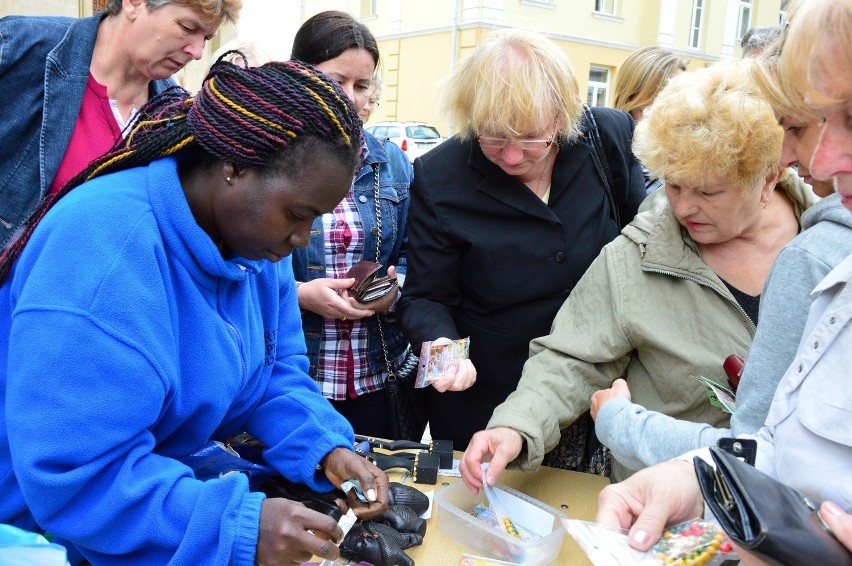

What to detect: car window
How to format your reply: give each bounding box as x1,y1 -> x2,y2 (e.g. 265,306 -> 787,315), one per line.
406,125 -> 441,139
373,126 -> 386,137
387,126 -> 402,138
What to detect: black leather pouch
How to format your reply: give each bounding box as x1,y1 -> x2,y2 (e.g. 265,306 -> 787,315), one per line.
694,445 -> 852,566
346,260 -> 398,303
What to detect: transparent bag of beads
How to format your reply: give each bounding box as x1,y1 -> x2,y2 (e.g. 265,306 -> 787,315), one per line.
563,517 -> 737,566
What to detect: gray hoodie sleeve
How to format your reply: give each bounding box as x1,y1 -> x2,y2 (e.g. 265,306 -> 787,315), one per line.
595,397 -> 731,470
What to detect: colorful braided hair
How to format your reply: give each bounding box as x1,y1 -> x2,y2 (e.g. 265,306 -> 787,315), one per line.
0,57 -> 363,283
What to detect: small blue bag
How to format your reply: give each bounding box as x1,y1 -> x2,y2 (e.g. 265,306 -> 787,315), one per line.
177,440 -> 274,491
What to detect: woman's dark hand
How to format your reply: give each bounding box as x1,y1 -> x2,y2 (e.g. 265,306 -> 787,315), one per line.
256,498 -> 343,565
321,447 -> 389,520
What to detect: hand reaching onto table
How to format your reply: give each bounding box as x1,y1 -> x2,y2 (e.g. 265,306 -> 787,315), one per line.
459,427 -> 523,494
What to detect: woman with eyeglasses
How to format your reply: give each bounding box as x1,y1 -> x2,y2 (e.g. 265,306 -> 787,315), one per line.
359,73 -> 381,124
397,29 -> 646,452
459,57 -> 816,489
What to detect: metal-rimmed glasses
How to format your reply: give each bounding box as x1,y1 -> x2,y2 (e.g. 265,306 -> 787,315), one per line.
475,123 -> 558,150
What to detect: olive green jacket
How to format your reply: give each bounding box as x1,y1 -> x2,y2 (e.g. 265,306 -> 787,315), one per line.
488,175 -> 817,481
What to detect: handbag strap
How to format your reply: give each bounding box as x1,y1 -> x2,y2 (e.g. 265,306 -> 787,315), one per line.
369,163 -> 399,380
371,164 -> 382,264
583,104 -> 621,228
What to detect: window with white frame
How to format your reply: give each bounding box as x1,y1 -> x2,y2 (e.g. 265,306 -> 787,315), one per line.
587,67 -> 610,107
361,0 -> 377,17
689,0 -> 703,49
594,0 -> 617,16
779,0 -> 790,24
737,0 -> 752,40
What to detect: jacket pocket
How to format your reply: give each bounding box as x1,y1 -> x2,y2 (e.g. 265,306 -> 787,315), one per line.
798,360 -> 852,447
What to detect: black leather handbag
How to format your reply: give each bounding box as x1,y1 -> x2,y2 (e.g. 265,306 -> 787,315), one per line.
383,350 -> 426,441
694,446 -> 852,566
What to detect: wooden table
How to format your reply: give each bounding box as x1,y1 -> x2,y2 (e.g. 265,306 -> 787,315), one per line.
398,457 -> 610,566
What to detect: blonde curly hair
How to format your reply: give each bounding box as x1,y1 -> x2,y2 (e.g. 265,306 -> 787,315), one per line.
633,58 -> 782,194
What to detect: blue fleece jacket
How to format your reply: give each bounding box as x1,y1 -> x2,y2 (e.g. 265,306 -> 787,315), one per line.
0,157 -> 355,565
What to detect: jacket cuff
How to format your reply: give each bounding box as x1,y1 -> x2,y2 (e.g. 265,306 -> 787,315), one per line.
487,412 -> 555,471
594,397 -> 633,446
233,491 -> 266,566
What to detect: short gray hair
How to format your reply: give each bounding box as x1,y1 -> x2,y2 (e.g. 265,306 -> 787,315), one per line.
740,25 -> 783,58
105,0 -> 240,25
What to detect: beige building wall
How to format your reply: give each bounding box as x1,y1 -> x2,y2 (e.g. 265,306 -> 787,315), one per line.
5,0 -> 783,133
300,0 -> 782,136
1,0 -> 91,17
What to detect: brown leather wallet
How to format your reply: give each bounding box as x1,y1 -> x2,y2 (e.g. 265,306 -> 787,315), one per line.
346,260 -> 398,303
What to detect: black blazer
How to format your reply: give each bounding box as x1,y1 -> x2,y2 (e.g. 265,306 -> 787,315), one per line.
398,106 -> 645,448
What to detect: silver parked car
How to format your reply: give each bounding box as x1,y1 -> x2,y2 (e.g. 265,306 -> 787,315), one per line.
366,121 -> 444,162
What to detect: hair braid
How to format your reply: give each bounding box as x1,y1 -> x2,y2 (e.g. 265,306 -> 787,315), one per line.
0,88 -> 194,282
0,58 -> 361,283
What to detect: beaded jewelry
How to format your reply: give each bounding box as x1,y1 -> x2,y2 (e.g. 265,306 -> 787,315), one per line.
652,519 -> 734,565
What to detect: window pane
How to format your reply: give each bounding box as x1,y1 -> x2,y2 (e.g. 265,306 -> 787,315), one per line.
589,68 -> 608,83
738,8 -> 751,38
595,0 -> 615,14
690,0 -> 703,48
407,126 -> 440,139
360,0 -> 377,16
587,86 -> 596,106
737,1 -> 752,39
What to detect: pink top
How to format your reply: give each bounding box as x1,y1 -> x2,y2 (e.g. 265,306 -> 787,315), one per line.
49,73 -> 126,195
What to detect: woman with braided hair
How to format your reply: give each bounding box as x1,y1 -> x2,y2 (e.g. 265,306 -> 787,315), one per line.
0,58 -> 389,566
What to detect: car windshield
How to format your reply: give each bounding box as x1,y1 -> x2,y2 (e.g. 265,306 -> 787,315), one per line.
406,125 -> 441,140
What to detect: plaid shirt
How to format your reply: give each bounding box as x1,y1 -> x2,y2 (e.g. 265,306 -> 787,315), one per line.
315,192 -> 395,400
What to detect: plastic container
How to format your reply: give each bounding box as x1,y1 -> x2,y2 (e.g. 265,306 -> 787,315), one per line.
435,481 -> 568,565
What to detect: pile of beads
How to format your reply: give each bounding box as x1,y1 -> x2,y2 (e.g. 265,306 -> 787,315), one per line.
501,516 -> 521,539
469,505 -> 535,540
652,520 -> 734,565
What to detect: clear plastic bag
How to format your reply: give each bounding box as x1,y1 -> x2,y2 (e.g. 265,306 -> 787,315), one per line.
0,524 -> 70,566
563,518 -> 736,566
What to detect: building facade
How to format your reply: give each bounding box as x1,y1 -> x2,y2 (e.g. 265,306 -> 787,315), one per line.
304,0 -> 786,135
4,0 -> 786,136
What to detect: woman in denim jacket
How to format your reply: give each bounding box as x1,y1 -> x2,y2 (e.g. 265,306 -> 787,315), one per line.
0,1 -> 240,279
290,11 -> 434,438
